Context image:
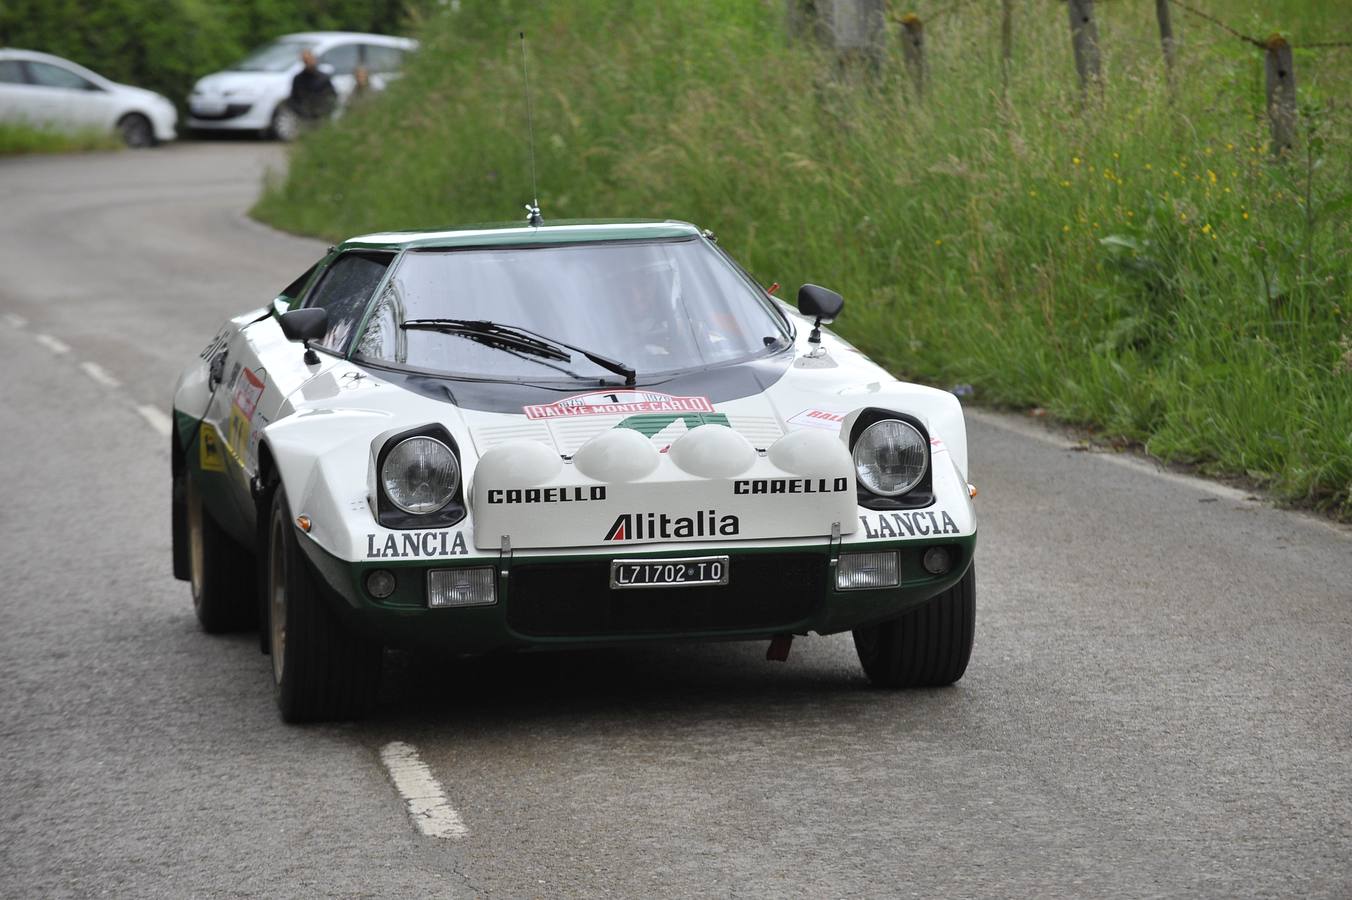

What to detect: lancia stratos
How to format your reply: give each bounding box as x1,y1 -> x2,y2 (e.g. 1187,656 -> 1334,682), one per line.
171,220 -> 977,721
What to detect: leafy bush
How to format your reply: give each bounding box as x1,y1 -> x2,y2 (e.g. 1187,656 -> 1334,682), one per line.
254,0 -> 1352,517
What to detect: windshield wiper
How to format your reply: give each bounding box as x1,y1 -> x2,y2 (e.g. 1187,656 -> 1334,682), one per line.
402,318 -> 636,385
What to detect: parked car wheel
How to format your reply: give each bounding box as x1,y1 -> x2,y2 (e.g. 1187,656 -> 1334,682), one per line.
185,473 -> 256,633
268,105 -> 300,142
853,564 -> 975,688
267,487 -> 381,722
117,113 -> 155,147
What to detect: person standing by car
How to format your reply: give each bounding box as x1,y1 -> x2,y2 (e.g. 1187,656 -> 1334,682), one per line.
287,49 -> 336,124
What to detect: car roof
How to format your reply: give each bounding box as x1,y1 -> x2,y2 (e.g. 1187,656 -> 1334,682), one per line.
341,219 -> 704,251
275,32 -> 416,48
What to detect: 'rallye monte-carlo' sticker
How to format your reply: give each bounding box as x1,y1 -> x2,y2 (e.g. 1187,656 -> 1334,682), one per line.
524,390 -> 714,420
787,408 -> 847,430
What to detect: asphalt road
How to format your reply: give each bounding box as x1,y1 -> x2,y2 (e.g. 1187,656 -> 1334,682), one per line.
1,144 -> 1349,899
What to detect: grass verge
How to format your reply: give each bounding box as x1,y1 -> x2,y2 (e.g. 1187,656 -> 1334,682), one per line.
254,0 -> 1352,519
0,123 -> 122,156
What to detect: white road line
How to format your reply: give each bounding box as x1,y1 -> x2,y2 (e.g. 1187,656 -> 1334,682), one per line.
136,405 -> 172,437
3,313 -> 26,329
379,741 -> 468,840
79,361 -> 121,388
34,333 -> 70,355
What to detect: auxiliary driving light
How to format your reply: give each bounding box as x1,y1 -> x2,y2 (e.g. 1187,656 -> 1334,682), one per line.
836,551 -> 900,591
365,569 -> 397,600
922,546 -> 953,575
427,567 -> 497,609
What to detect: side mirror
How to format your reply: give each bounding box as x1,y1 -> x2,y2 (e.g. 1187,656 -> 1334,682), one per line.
796,284 -> 844,353
278,307 -> 328,343
277,308 -> 327,365
797,284 -> 844,323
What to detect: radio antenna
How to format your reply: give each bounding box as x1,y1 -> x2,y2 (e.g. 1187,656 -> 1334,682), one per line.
519,31 -> 542,226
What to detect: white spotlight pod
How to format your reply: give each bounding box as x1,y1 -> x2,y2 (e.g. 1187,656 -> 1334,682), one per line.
572,428 -> 661,482
768,427 -> 854,477
667,424 -> 756,478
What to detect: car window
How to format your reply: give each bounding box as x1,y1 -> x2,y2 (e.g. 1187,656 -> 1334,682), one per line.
0,60 -> 26,84
318,44 -> 360,76
27,62 -> 96,91
304,252 -> 393,353
363,45 -> 405,74
355,238 -> 791,380
229,40 -> 311,73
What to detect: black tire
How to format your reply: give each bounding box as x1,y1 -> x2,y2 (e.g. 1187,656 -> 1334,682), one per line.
268,105 -> 300,142
267,488 -> 381,722
853,564 -> 975,688
117,113 -> 154,148
185,474 -> 256,633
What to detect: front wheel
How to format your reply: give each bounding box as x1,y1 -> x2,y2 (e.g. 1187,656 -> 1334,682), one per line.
267,488 -> 381,722
117,113 -> 154,147
268,105 -> 300,142
185,473 -> 255,633
853,564 -> 975,688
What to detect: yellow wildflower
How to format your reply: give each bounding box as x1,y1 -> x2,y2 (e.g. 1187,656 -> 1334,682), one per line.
1202,223 -> 1212,234
1242,211 -> 1249,220
1207,170 -> 1217,184
1073,156 -> 1082,166
1061,180 -> 1071,188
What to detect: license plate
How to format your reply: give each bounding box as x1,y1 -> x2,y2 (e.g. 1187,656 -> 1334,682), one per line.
191,100 -> 225,115
610,556 -> 730,590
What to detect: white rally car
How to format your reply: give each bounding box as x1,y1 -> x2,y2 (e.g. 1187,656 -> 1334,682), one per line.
172,220 -> 977,721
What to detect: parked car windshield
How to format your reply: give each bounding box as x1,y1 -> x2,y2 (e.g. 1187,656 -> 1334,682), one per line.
354,237 -> 790,380
229,40 -> 311,72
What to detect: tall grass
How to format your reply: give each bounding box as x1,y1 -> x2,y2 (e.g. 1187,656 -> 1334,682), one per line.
254,0 -> 1352,518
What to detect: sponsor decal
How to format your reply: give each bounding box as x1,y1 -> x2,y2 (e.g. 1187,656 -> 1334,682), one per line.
787,408 -> 846,431
734,477 -> 849,495
604,511 -> 740,542
199,327 -> 229,360
858,511 -> 961,540
524,390 -> 714,421
226,367 -> 265,465
487,486 -> 606,504
198,423 -> 226,473
365,530 -> 469,559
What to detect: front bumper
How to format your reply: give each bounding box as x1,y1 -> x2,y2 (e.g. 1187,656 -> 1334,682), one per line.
297,532 -> 977,653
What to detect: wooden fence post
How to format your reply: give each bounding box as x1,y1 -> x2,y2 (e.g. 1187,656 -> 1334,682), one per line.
1001,0 -> 1014,98
899,13 -> 927,97
1264,34 -> 1297,156
1066,0 -> 1101,94
1154,0 -> 1176,83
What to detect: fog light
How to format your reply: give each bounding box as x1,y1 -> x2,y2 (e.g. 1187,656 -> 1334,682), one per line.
922,546 -> 952,575
427,566 -> 497,608
365,569 -> 396,599
836,551 -> 900,591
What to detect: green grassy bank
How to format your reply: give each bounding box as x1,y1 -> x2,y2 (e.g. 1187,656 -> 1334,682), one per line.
254,0 -> 1352,518
0,123 -> 122,156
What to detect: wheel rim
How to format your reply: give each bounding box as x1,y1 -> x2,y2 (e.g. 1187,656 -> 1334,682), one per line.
187,480 -> 205,602
273,108 -> 298,142
121,117 -> 151,147
268,510 -> 288,685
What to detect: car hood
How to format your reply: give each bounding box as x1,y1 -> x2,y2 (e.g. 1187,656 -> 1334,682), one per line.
193,70 -> 291,96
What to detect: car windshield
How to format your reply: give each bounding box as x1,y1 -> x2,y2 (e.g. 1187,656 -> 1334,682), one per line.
354,237 -> 790,380
228,40 -> 311,72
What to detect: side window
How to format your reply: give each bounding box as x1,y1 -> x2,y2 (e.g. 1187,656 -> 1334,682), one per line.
0,60 -> 27,84
278,263 -> 319,304
27,62 -> 96,91
304,253 -> 393,353
318,44 -> 360,76
363,45 -> 405,74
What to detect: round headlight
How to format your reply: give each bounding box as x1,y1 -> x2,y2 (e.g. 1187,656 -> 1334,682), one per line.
381,436 -> 460,514
852,420 -> 928,496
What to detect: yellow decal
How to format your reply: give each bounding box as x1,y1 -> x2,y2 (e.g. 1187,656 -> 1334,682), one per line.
226,408 -> 250,465
199,424 -> 226,473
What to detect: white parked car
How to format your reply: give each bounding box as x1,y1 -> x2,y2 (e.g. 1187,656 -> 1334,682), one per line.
0,48 -> 177,146
187,32 -> 417,141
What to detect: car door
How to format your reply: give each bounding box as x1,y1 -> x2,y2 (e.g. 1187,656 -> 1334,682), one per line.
0,59 -> 36,122
317,43 -> 360,105
361,44 -> 407,91
24,60 -> 114,130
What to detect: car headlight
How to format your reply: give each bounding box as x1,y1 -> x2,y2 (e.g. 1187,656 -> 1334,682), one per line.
381,436 -> 460,514
852,419 -> 928,496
